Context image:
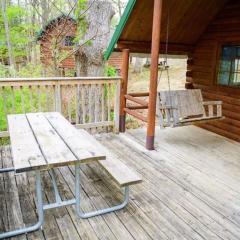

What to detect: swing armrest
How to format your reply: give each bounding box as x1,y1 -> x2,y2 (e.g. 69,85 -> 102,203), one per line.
202,101 -> 223,117
203,101 -> 222,106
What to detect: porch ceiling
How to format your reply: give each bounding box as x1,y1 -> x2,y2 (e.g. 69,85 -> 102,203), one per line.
106,0 -> 230,58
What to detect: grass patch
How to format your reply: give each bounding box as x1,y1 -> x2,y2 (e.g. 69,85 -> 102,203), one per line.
0,86 -> 49,131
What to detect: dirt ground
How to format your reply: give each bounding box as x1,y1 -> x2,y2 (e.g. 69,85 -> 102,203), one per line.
128,57 -> 187,93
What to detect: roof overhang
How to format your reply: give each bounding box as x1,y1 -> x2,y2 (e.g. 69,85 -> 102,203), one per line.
105,0 -> 229,59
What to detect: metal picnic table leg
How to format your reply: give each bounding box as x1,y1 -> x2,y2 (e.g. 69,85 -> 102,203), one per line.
75,164 -> 129,219
0,170 -> 44,239
0,167 -> 15,173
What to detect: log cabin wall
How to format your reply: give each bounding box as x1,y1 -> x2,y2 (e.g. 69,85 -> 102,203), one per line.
186,0 -> 240,142
107,52 -> 123,73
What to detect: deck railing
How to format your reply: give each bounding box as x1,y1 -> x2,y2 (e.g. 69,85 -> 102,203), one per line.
0,77 -> 121,138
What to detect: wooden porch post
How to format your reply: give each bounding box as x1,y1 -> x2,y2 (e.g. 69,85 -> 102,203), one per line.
119,49 -> 130,132
146,0 -> 163,150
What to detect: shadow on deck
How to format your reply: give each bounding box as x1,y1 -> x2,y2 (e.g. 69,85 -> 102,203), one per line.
1,126 -> 240,240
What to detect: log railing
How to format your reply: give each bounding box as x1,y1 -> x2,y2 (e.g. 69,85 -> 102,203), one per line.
0,77 -> 121,138
124,92 -> 149,122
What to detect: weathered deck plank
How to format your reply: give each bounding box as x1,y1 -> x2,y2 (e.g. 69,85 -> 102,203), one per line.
122,128 -> 240,227
1,146 -> 27,240
0,147 -> 8,234
1,126 -> 240,239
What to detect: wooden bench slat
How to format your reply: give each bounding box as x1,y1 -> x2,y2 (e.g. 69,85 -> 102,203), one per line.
98,156 -> 143,187
44,112 -> 106,163
8,114 -> 47,173
26,113 -> 77,169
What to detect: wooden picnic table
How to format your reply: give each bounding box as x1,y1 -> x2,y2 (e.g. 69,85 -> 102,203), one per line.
0,112 -> 141,239
0,112 -> 107,239
8,112 -> 106,173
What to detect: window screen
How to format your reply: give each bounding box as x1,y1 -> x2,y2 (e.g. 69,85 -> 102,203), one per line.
218,45 -> 240,86
64,36 -> 75,47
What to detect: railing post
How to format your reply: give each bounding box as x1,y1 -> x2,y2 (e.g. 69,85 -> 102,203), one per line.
114,80 -> 121,133
55,81 -> 62,113
119,49 -> 130,132
146,0 -> 163,150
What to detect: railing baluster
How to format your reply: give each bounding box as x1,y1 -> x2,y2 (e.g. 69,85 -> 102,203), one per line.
51,85 -> 54,112
101,84 -> 105,122
20,86 -> 25,113
45,85 -> 49,112
82,85 -> 86,124
89,84 -> 92,123
67,85 -> 72,123
29,85 -> 33,112
38,85 -> 41,112
11,86 -> 15,114
2,86 -> 7,120
54,82 -> 62,113
94,84 -> 98,123
75,84 -> 80,124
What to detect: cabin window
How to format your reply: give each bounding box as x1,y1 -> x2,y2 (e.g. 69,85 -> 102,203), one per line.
64,36 -> 75,47
218,45 -> 240,86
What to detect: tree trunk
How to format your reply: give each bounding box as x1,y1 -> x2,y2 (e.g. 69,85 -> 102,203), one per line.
1,0 -> 16,73
74,1 -> 114,128
75,0 -> 114,77
40,0 -> 49,26
31,0 -> 38,65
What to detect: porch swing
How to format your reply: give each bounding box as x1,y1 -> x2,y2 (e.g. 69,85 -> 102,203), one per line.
156,3 -> 224,128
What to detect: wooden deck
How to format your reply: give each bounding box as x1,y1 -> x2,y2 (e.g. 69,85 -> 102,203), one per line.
1,126 -> 240,239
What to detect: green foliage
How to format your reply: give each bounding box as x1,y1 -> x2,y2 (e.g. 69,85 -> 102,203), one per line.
111,15 -> 119,29
0,64 -> 8,77
0,87 -> 49,131
104,64 -> 117,77
0,64 -> 16,77
17,63 -> 44,77
0,5 -> 30,60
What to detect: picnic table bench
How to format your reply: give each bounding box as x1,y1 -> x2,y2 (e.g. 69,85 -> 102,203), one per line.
0,112 -> 142,239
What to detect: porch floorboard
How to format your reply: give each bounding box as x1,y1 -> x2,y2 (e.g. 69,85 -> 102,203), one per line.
1,125 -> 240,240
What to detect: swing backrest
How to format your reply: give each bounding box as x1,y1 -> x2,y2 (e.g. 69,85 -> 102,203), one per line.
159,89 -> 205,120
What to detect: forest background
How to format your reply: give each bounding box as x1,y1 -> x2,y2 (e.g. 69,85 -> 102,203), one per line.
0,0 -> 126,77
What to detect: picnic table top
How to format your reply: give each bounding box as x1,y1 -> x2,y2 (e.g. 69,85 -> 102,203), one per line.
8,112 -> 106,173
